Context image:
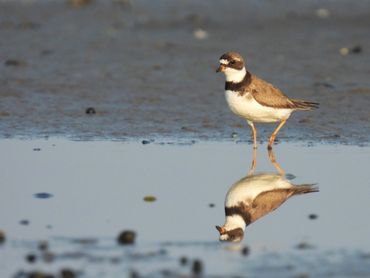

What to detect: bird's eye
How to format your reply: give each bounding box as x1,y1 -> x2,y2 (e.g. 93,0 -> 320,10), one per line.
230,60 -> 236,65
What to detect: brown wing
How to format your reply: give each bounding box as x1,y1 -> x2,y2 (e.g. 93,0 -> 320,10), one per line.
249,75 -> 297,109
249,189 -> 294,223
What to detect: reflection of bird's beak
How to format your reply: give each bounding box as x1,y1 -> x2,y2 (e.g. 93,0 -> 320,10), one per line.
216,64 -> 225,73
216,225 -> 226,234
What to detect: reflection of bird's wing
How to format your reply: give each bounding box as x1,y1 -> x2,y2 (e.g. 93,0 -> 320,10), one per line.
249,185 -> 318,223
249,75 -> 296,109
249,189 -> 293,223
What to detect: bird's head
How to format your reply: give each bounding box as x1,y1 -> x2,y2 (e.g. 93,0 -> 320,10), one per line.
216,225 -> 244,243
216,52 -> 246,82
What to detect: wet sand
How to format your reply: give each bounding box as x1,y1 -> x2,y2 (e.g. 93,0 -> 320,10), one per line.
1,0 -> 370,144
1,140 -> 370,277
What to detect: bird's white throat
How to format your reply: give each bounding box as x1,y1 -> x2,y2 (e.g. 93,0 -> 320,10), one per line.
225,67 -> 246,83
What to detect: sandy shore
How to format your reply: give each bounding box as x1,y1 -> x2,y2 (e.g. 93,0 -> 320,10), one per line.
0,0 -> 370,144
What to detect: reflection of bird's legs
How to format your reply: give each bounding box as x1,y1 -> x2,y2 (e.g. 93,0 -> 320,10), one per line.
268,148 -> 285,176
247,121 -> 257,149
248,146 -> 257,176
268,119 -> 287,149
247,121 -> 257,175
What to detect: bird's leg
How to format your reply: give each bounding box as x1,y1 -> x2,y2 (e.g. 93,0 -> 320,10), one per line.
246,121 -> 257,175
268,120 -> 287,149
248,145 -> 257,176
268,148 -> 285,176
247,121 -> 257,149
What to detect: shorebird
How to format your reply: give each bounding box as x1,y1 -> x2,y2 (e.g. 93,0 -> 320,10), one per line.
216,173 -> 318,242
217,52 -> 318,149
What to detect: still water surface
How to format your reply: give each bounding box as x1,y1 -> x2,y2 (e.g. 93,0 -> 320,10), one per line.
0,140 -> 370,277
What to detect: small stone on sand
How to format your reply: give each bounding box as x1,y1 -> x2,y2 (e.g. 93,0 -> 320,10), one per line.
20,219 -> 30,226
308,213 -> 318,220
85,107 -> 96,114
241,246 -> 250,256
192,259 -> 203,275
0,230 -> 5,244
143,195 -> 157,202
34,192 -> 53,199
340,47 -> 349,56
26,254 -> 37,263
117,230 -> 136,245
60,268 -> 76,278
193,28 -> 208,40
315,8 -> 330,18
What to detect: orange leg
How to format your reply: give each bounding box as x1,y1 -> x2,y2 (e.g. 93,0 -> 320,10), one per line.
248,145 -> 257,176
268,148 -> 285,176
268,120 -> 287,149
247,121 -> 257,149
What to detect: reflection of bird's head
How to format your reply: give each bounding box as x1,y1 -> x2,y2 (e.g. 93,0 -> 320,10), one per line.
216,225 -> 244,243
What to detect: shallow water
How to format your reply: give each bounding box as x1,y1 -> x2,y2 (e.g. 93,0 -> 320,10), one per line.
1,140 -> 370,277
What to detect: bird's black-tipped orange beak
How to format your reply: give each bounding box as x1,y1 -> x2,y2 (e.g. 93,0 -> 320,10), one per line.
216,64 -> 225,73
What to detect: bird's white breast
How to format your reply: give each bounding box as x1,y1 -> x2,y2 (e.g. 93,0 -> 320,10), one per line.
225,90 -> 292,123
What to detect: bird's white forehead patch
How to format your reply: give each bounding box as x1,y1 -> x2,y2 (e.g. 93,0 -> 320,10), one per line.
219,59 -> 229,65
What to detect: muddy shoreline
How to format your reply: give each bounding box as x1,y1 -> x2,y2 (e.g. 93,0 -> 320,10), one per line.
1,0 -> 370,145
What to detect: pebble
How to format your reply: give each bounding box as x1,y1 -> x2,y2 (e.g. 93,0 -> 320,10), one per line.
296,242 -> 315,250
179,256 -> 188,266
143,195 -> 157,202
33,148 -> 41,151
193,28 -> 208,40
38,240 -> 49,251
351,45 -> 362,54
0,230 -> 5,244
19,219 -> 30,226
208,203 -> 215,208
231,132 -> 238,138
117,230 -> 136,245
241,246 -> 250,256
26,254 -> 37,264
85,107 -> 96,114
308,213 -> 318,220
4,59 -> 25,66
285,173 -> 296,180
315,8 -> 330,18
340,47 -> 349,56
60,268 -> 76,278
191,259 -> 203,275
34,192 -> 53,199
141,140 -> 151,145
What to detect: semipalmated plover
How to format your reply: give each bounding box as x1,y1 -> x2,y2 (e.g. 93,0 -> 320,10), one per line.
217,52 -> 319,149
216,173 -> 318,242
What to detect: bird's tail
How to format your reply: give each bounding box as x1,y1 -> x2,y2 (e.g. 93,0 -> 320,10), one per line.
292,184 -> 319,195
291,99 -> 319,111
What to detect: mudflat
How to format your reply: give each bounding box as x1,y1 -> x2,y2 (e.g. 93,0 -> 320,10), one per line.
1,0 -> 370,144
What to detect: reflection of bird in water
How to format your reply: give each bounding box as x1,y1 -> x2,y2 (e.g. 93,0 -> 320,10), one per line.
216,173 -> 318,242
216,52 -> 318,149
